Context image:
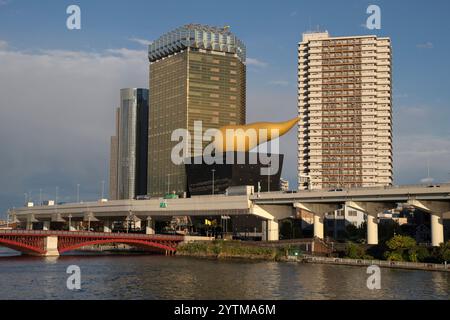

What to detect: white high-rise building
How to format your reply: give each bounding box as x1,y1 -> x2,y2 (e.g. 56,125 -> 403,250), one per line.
298,31 -> 393,190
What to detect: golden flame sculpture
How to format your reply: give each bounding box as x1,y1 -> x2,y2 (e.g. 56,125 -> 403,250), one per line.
213,117 -> 299,153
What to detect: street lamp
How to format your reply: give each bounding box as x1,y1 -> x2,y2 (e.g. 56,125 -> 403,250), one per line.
211,169 -> 216,195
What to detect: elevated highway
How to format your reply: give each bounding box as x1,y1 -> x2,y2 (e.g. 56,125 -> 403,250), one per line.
8,184 -> 450,246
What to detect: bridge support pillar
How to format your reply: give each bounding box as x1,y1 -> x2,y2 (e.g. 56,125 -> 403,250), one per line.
294,203 -> 339,240
407,200 -> 449,246
262,219 -> 279,241
44,236 -> 59,257
346,201 -> 396,245
146,217 -> 155,235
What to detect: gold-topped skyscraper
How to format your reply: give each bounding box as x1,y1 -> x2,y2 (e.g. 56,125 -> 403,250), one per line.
147,24 -> 246,197
298,31 -> 393,190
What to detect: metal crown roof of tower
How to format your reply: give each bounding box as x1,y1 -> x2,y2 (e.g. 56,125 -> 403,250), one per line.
148,24 -> 246,63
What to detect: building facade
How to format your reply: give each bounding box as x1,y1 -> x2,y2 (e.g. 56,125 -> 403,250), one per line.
298,31 -> 393,190
148,24 -> 246,197
109,88 -> 149,200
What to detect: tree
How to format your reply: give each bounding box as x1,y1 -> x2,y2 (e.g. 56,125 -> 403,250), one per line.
345,242 -> 373,259
384,235 -> 418,262
386,235 -> 417,251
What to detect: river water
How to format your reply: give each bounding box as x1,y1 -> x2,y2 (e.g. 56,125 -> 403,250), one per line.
0,247 -> 448,300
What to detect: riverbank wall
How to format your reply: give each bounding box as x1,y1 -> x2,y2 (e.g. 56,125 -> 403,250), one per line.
292,255 -> 450,272
176,240 -> 450,272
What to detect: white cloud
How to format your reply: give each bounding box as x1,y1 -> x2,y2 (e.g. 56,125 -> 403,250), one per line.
246,58 -> 268,68
395,134 -> 450,184
0,0 -> 11,6
0,46 -> 148,210
290,11 -> 297,17
417,42 -> 434,49
420,177 -> 434,184
128,37 -> 153,46
0,40 -> 8,50
268,80 -> 290,87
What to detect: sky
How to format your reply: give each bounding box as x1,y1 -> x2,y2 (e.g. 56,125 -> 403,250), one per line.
1,0 -> 450,218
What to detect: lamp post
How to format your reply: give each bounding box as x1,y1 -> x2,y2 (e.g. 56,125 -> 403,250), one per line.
211,169 -> 216,195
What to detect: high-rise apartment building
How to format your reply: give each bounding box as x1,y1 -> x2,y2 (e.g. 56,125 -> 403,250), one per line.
298,31 -> 392,190
147,24 -> 246,197
109,88 -> 149,200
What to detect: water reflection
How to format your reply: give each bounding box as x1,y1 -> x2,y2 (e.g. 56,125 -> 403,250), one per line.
0,252 -> 448,300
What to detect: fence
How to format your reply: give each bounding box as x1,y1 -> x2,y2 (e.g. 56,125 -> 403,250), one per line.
299,254 -> 449,272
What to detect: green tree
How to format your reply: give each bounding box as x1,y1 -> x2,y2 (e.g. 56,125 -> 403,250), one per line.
386,235 -> 417,251
384,235 -> 417,262
345,242 -> 373,259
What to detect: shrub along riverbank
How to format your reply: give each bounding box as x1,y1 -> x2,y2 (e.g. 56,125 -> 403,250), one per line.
176,240 -> 288,261
343,235 -> 450,263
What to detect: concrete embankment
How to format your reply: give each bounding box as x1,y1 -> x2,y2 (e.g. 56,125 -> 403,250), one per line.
298,255 -> 450,272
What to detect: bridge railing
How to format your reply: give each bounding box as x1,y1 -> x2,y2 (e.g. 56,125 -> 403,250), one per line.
302,255 -> 449,271
0,229 -> 184,240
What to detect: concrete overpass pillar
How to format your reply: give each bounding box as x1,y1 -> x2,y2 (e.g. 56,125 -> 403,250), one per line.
262,219 -> 279,241
146,217 -> 155,235
346,201 -> 396,245
26,214 -> 37,230
103,220 -> 113,233
367,212 -> 378,245
407,200 -> 449,246
294,203 -> 339,240
431,212 -> 444,247
43,221 -> 51,231
44,236 -> 59,257
313,213 -> 324,239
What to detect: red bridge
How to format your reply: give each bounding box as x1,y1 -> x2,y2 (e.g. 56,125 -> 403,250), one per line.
0,230 -> 184,256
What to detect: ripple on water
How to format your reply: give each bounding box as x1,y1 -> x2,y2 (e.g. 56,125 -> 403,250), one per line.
0,253 -> 448,300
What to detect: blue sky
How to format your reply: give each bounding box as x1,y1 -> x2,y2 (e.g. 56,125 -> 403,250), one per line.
1,0 -> 450,217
